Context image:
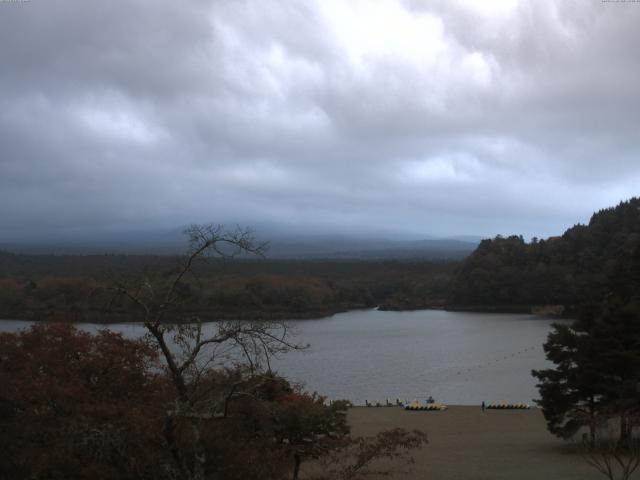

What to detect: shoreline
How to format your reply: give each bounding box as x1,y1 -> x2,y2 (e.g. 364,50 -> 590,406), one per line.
340,405 -> 601,480
0,304 -> 570,324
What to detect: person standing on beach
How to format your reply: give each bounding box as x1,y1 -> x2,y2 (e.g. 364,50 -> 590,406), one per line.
481,401 -> 485,412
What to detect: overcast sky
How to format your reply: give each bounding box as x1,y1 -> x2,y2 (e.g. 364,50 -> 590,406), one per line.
1,0 -> 639,242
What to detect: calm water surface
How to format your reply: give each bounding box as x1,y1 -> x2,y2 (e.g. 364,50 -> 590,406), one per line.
0,309 -> 565,405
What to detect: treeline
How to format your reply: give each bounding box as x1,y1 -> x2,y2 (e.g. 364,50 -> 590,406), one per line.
449,197 -> 640,313
0,255 -> 454,322
531,204 -> 640,453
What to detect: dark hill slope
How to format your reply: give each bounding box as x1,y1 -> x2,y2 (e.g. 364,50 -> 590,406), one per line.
448,198 -> 640,312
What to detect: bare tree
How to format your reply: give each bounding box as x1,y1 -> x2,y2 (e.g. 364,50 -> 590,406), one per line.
108,224 -> 429,480
311,428 -> 428,480
111,224 -> 302,480
581,411 -> 640,480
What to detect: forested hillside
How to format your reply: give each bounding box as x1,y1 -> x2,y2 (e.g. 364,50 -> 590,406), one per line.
449,198 -> 640,313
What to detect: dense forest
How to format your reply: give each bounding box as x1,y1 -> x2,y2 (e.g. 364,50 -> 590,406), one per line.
448,197 -> 640,314
0,254 -> 454,322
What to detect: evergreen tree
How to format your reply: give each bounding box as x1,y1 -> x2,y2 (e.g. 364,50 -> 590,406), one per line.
532,315 -> 605,444
533,300 -> 640,446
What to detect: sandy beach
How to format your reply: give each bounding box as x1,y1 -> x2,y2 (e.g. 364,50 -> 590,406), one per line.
344,406 -> 607,480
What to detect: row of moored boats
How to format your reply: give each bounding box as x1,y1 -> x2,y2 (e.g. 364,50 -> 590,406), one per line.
363,400 -> 531,411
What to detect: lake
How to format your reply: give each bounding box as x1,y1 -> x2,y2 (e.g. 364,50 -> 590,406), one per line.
0,309 -> 564,405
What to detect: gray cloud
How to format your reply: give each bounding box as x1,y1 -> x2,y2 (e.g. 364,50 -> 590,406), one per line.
1,0 -> 639,243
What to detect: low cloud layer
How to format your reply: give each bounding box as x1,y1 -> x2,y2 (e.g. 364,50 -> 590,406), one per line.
1,0 -> 639,241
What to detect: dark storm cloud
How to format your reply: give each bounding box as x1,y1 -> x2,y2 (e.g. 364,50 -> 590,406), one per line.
1,0 -> 639,241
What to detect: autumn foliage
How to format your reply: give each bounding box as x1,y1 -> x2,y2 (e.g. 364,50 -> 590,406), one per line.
0,324 -> 167,480
0,324 -> 426,480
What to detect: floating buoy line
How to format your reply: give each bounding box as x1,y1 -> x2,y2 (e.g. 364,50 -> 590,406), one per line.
356,345 -> 542,405
430,344 -> 541,385
343,345 -> 542,408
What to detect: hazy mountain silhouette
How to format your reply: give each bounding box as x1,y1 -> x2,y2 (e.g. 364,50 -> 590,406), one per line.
0,228 -> 479,259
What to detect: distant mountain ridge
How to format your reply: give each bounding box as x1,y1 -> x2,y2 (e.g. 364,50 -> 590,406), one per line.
0,232 -> 479,260
264,236 -> 478,260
